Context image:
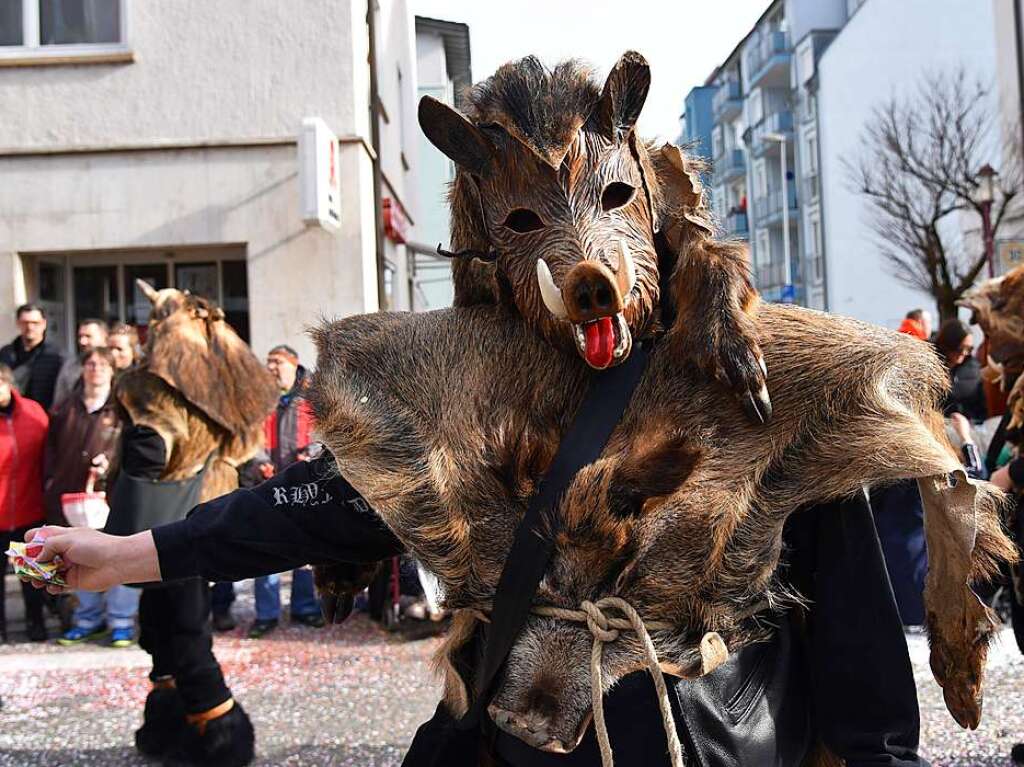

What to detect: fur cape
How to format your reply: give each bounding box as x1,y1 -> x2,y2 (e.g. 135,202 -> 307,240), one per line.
309,301 -> 1015,747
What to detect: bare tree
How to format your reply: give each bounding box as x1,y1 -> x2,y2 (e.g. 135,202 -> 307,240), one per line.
847,69 -> 1022,321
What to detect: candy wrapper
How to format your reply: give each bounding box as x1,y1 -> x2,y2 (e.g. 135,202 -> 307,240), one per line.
5,540 -> 67,587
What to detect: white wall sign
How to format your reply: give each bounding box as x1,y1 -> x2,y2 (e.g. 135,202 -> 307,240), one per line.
299,117 -> 341,230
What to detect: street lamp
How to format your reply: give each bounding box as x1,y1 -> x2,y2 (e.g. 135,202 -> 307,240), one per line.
764,132 -> 792,300
976,163 -> 999,277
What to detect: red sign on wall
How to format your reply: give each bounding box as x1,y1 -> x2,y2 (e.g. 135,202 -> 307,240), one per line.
383,197 -> 408,244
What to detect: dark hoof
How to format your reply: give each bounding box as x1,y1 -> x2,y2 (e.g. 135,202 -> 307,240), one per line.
164,700 -> 255,767
718,343 -> 771,426
135,687 -> 187,757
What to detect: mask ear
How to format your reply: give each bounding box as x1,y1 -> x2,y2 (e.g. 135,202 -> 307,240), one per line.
594,51 -> 651,142
418,96 -> 495,177
136,279 -> 159,305
650,143 -> 714,250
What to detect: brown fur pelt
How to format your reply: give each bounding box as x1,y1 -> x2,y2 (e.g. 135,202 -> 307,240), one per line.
308,302 -> 1016,752
116,283 -> 278,500
960,265 -> 1024,429
142,286 -> 279,435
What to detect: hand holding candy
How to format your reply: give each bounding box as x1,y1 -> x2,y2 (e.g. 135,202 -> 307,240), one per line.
6,531 -> 67,588
17,526 -> 162,593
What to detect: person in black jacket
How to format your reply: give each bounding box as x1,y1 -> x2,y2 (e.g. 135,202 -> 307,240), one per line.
934,318 -> 988,422
26,454 -> 929,767
0,303 -> 64,412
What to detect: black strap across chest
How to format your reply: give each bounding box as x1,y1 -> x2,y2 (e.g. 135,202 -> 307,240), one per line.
459,343 -> 651,728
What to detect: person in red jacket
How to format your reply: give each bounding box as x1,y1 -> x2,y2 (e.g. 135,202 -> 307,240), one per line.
0,363 -> 49,641
225,345 -> 324,639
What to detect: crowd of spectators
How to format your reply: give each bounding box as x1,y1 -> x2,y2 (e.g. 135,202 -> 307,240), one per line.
873,307 -> 1011,629
0,304 -> 136,643
0,304 -> 331,645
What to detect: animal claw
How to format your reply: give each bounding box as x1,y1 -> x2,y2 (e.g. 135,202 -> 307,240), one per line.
743,390 -> 770,425
754,383 -> 772,422
320,592 -> 355,625
717,342 -> 771,425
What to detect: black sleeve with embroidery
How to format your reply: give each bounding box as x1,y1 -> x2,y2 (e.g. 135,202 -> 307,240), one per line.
151,453 -> 404,583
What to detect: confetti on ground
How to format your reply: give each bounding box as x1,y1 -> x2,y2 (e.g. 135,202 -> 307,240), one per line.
0,575 -> 442,766
1,574 -> 1024,765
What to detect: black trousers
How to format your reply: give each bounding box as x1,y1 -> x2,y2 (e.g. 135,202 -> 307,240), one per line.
138,578 -> 232,714
0,525 -> 47,632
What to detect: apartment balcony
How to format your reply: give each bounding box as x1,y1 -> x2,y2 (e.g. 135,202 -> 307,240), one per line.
755,262 -> 802,303
713,80 -> 743,121
713,148 -> 746,184
749,110 -> 794,157
747,30 -> 792,89
752,184 -> 798,227
725,211 -> 749,237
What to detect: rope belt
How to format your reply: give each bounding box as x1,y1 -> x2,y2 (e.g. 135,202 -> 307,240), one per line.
535,597 -> 686,767
467,597 -> 734,767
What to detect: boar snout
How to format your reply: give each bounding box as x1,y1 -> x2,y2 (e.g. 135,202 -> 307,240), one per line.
563,261 -> 624,324
538,254 -> 634,370
488,697 -> 592,753
488,624 -> 597,752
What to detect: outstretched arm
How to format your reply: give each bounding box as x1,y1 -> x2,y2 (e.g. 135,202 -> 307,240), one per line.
27,453 -> 403,593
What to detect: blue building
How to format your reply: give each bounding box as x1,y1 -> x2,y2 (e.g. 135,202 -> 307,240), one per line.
679,85 -> 717,167
686,0 -> 850,309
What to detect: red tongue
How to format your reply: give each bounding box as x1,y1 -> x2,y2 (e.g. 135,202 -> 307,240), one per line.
584,316 -> 615,368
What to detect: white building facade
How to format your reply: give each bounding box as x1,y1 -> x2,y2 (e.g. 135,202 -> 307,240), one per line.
699,0 -> 1013,328
412,16 -> 471,311
992,0 -> 1024,274
703,0 -> 847,310
0,0 -> 422,362
816,0 -> 1000,328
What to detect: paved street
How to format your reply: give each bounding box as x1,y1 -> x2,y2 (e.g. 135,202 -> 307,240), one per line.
2,574 -> 1024,766
0,576 -> 443,766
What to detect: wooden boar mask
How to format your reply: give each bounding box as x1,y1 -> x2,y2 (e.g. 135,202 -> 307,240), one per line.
419,52 -> 663,371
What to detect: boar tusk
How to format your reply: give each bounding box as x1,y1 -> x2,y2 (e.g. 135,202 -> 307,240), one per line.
536,259 -> 569,320
622,242 -> 637,295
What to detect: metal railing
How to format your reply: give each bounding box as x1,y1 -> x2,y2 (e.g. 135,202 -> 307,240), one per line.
726,211 -> 748,235
753,184 -> 798,221
747,30 -> 791,78
713,79 -> 742,117
750,110 -> 794,154
713,148 -> 746,182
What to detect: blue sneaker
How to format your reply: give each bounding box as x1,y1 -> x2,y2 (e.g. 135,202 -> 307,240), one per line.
57,624 -> 108,646
109,627 -> 135,648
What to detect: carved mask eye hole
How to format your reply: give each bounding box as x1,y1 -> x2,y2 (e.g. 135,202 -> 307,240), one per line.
601,181 -> 637,212
502,208 -> 545,234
